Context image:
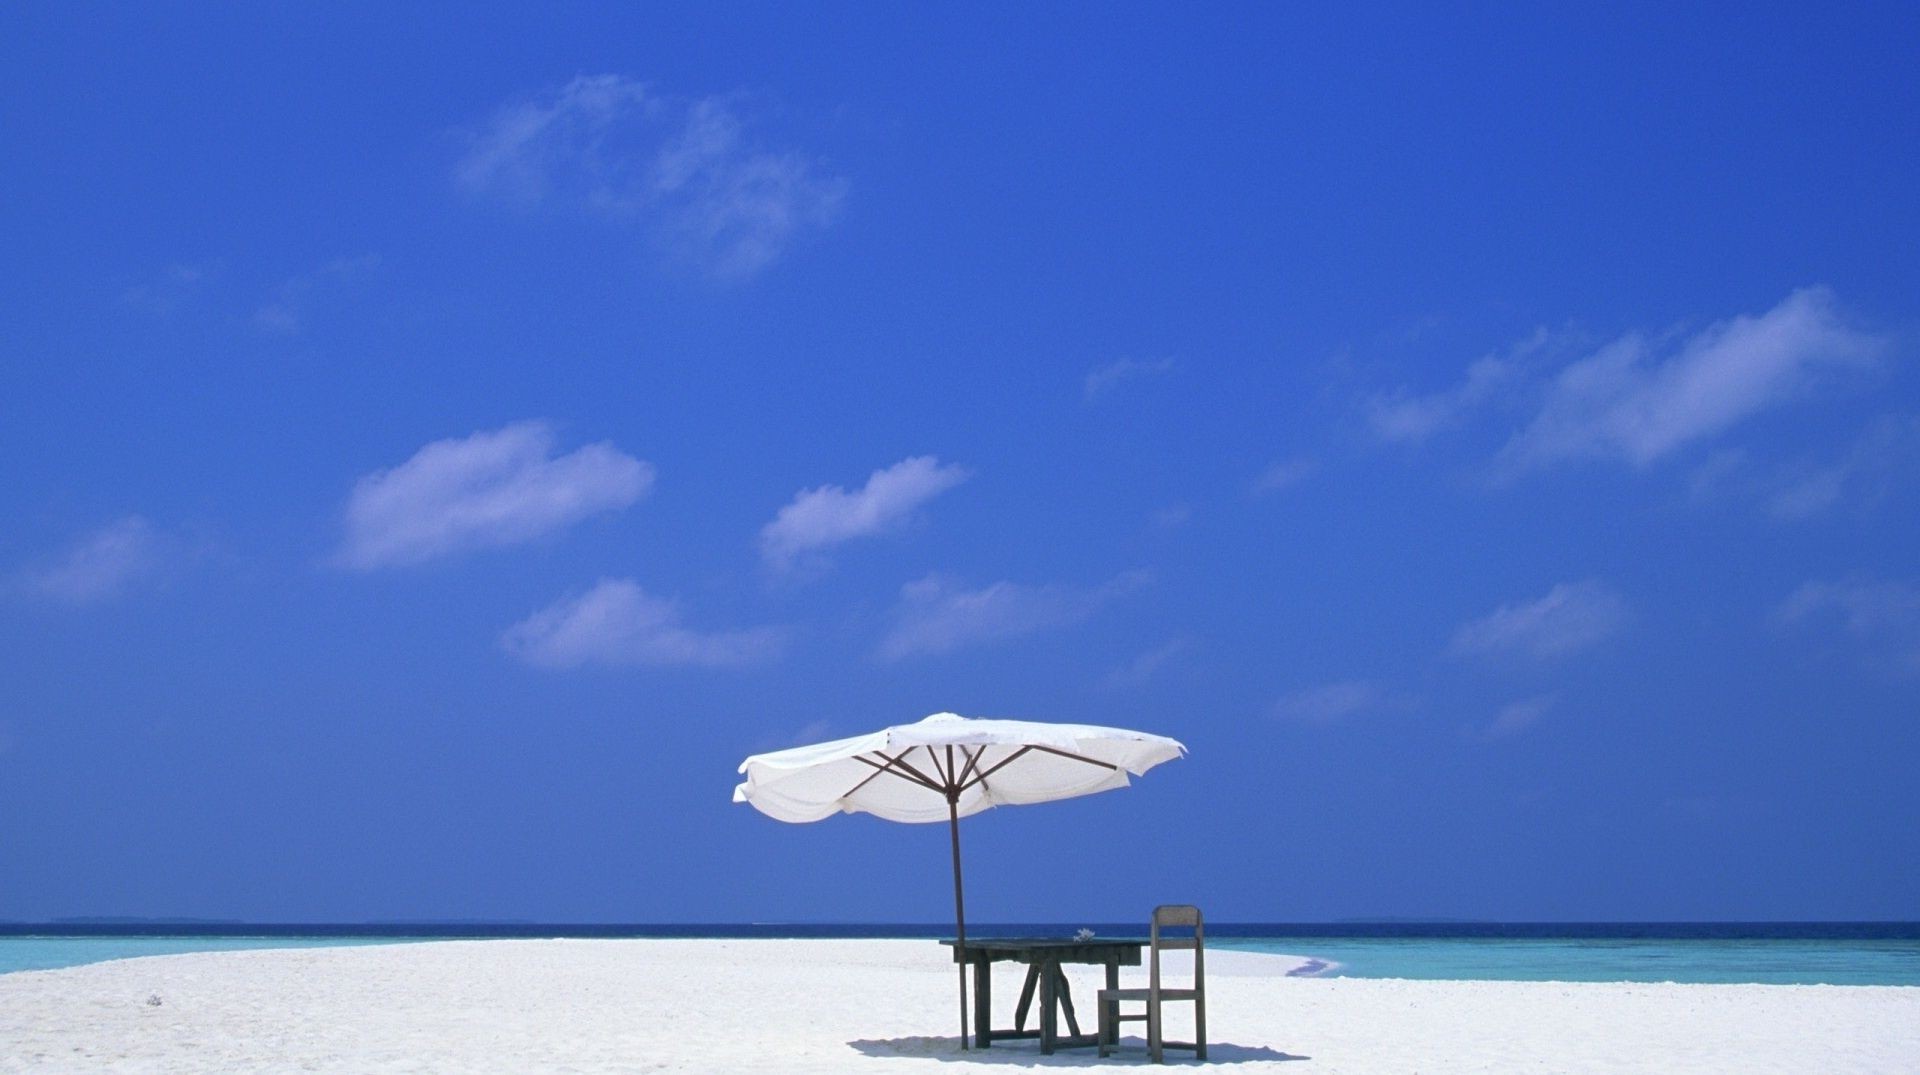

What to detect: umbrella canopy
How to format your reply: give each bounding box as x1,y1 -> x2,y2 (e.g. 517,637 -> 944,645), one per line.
734,711 -> 1186,1047
734,712 -> 1185,823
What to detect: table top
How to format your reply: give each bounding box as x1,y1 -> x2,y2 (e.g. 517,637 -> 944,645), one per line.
939,937 -> 1147,964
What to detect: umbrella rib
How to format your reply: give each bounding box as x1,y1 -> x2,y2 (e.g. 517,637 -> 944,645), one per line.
890,749 -> 950,790
955,746 -> 985,788
1027,743 -> 1121,771
853,752 -> 946,793
958,745 -> 1031,793
839,749 -> 918,801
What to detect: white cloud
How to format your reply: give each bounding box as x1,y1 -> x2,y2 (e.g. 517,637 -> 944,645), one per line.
1272,680 -> 1412,724
1775,579 -> 1920,676
253,254 -> 381,335
1251,457 -> 1315,496
878,570 -> 1148,660
1765,464 -> 1851,520
1367,291 -> 1885,476
1485,694 -> 1556,738
1776,578 -> 1920,635
502,578 -> 783,669
1451,580 -> 1628,660
19,516 -> 164,603
1083,358 -> 1174,402
1368,339 -> 1532,443
759,456 -> 969,572
1685,414 -> 1920,520
1499,287 -> 1882,471
336,421 -> 652,570
123,262 -> 214,315
1768,414 -> 1920,520
457,74 -> 655,201
1103,638 -> 1191,688
1775,578 -> 1920,676
457,75 -> 846,279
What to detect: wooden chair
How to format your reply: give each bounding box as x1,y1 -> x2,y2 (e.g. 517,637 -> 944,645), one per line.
1098,904 -> 1206,1063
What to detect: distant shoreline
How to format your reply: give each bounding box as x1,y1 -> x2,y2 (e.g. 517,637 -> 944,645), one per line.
6,920 -> 1918,940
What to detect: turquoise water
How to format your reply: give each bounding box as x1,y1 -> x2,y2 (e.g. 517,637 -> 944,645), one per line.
0,936 -> 425,976
1218,936 -> 1920,986
6,930 -> 1919,986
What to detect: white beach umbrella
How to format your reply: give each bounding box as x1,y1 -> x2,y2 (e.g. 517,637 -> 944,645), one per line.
733,711 -> 1186,1048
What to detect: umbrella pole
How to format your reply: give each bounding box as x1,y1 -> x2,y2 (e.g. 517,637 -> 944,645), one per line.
948,794 -> 969,1049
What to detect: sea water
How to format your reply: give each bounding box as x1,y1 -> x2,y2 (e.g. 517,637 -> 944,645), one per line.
5,924 -> 1918,985
1214,935 -> 1920,986
0,935 -> 423,975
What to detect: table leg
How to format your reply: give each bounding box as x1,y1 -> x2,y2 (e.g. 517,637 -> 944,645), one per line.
1014,963 -> 1041,1031
1103,957 -> 1120,1047
1038,959 -> 1057,1054
1056,965 -> 1081,1037
973,957 -> 991,1049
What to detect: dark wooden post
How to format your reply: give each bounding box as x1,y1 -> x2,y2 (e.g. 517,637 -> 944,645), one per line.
947,777 -> 968,1049
973,950 -> 991,1048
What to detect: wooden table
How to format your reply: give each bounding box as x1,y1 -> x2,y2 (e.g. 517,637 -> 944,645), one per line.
941,938 -> 1146,1052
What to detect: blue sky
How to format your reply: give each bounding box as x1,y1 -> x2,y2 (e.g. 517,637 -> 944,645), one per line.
3,4 -> 1917,924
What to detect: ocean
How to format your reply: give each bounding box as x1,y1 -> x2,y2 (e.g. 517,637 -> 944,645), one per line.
4,922 -> 1917,985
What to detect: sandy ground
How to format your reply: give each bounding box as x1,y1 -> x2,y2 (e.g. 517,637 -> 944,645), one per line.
2,938 -> 1917,1072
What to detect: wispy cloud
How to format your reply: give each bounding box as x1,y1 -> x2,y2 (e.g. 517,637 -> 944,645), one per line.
1367,290 -> 1885,475
1776,578 -> 1920,634
1765,460 -> 1855,520
1103,638 -> 1191,688
1774,578 -> 1920,674
502,578 -> 784,669
1272,680 -> 1414,724
457,75 -> 846,279
18,517 -> 165,603
1698,414 -> 1920,520
253,254 -> 381,335
336,421 -> 652,570
1251,457 -> 1315,496
1451,580 -> 1628,660
1499,288 -> 1883,471
1083,358 -> 1174,402
878,570 -> 1148,660
759,456 -> 969,573
1484,694 -> 1556,738
1368,331 -> 1542,443
122,263 -> 216,316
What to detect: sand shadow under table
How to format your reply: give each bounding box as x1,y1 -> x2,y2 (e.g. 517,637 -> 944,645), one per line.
848,1036 -> 1307,1065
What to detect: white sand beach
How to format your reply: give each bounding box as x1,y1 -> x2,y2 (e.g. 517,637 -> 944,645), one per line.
3,939 -> 1916,1073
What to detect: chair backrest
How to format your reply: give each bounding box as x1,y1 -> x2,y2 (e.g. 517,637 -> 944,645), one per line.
1148,904 -> 1204,991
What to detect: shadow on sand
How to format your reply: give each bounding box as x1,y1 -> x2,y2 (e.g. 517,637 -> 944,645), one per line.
848,1036 -> 1307,1066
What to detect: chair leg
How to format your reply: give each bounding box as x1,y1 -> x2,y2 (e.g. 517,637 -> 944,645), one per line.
1195,991 -> 1207,1060
1147,995 -> 1162,1064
